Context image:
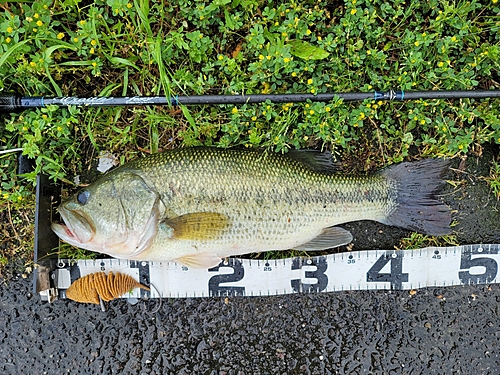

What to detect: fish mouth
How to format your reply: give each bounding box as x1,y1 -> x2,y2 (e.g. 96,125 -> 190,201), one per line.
51,209 -> 94,246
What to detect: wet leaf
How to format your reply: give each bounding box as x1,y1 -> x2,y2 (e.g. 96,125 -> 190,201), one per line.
288,40 -> 329,60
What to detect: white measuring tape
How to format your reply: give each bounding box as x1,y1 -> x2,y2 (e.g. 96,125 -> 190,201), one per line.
53,244 -> 499,299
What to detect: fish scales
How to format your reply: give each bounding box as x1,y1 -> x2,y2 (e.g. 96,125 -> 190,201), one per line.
114,148 -> 393,259
52,147 -> 451,268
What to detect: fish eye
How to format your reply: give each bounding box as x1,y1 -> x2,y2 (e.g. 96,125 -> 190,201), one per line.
77,190 -> 90,205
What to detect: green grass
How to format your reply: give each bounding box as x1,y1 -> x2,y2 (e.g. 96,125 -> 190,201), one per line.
482,157 -> 500,198
0,0 -> 499,271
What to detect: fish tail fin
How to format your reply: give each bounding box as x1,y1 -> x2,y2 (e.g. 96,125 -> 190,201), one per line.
380,159 -> 452,236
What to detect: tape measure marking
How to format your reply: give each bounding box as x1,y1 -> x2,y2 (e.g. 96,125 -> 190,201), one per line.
55,244 -> 500,299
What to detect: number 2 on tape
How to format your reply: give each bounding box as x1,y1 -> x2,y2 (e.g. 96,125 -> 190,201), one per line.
208,259 -> 245,297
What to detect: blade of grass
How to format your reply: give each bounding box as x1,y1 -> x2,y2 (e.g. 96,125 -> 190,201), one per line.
0,39 -> 30,69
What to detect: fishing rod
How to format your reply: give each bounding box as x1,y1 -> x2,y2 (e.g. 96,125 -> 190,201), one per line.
1,89 -> 500,113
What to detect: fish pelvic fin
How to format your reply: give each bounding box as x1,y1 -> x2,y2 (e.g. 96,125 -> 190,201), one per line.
175,253 -> 223,269
381,159 -> 452,236
164,212 -> 230,241
293,227 -> 353,251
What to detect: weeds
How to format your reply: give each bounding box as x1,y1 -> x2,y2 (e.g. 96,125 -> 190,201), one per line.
482,158 -> 500,199
397,232 -> 459,250
0,0 -> 499,269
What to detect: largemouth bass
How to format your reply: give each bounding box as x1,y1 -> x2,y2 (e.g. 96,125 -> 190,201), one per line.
52,148 -> 451,268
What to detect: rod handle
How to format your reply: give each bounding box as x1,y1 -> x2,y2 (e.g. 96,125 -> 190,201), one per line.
0,93 -> 23,113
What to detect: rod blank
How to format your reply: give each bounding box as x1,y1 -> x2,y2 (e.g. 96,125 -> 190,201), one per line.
1,90 -> 500,113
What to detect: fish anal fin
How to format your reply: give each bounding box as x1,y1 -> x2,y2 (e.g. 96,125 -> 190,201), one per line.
165,212 -> 230,241
175,253 -> 223,269
294,227 -> 353,251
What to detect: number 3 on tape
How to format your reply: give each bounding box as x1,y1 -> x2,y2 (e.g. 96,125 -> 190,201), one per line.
291,257 -> 328,293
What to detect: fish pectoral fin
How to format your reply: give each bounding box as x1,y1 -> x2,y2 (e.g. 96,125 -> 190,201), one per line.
164,212 -> 230,241
175,253 -> 223,269
293,227 -> 353,251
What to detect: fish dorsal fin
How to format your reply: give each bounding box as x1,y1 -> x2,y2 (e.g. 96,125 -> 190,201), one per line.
164,212 -> 230,241
286,149 -> 340,173
175,253 -> 223,269
293,227 -> 353,251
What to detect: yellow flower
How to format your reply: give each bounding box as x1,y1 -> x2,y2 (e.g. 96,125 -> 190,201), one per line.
34,13 -> 39,19
325,107 -> 331,112
306,29 -> 311,35
57,32 -> 65,39
218,55 -> 224,60
6,27 -> 13,33
17,196 -> 22,201
91,39 -> 97,46
251,116 -> 257,121
126,2 -> 133,8
80,20 -> 86,26
350,9 -> 357,15
30,61 -> 36,67
231,107 -> 238,114
420,119 -> 426,125
36,20 -> 43,27
5,37 -> 10,43
359,112 -> 366,120
90,47 -> 95,54
92,62 -> 97,67
307,78 -> 313,85
2,193 -> 9,199
258,54 -> 264,60
437,61 -> 444,67
291,72 -> 297,77
284,57 -> 290,63
451,36 -> 457,42
309,110 -> 315,115
414,41 -> 419,46
317,36 -> 322,41
73,37 -> 79,43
